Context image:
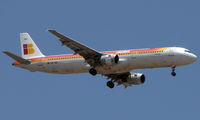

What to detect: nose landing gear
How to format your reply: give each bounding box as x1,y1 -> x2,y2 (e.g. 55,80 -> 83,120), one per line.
171,66 -> 176,76
107,81 -> 115,88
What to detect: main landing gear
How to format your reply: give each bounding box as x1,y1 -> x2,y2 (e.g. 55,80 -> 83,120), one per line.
171,66 -> 176,76
88,68 -> 115,88
107,81 -> 115,88
89,68 -> 97,76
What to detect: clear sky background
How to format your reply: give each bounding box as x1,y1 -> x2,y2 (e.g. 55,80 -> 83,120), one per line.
1,0 -> 199,120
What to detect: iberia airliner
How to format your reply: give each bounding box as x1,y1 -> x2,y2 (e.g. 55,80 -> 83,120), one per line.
3,30 -> 197,88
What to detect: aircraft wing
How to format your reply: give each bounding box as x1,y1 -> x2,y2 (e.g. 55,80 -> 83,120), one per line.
104,72 -> 131,87
48,30 -> 102,67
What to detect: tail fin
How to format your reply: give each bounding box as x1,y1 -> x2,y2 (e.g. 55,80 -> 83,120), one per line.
20,33 -> 45,59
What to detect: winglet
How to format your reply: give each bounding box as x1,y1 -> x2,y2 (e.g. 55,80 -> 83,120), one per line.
45,28 -> 50,32
3,51 -> 31,65
47,29 -> 55,33
48,29 -> 65,39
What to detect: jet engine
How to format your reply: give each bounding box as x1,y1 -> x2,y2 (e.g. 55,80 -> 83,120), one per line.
100,54 -> 119,66
126,73 -> 145,85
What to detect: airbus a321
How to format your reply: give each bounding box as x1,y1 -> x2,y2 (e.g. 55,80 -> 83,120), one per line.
3,30 -> 197,88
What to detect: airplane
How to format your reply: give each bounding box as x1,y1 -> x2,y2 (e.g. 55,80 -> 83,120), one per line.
3,30 -> 197,88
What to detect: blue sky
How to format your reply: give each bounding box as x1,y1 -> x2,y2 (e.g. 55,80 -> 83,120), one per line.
1,0 -> 199,120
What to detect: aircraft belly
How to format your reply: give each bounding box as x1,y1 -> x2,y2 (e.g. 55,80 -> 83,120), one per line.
128,54 -> 174,69
26,62 -> 47,72
44,59 -> 89,74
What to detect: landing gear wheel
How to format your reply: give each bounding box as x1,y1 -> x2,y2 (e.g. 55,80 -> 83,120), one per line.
171,66 -> 176,77
107,81 -> 115,88
89,68 -> 97,76
171,72 -> 176,76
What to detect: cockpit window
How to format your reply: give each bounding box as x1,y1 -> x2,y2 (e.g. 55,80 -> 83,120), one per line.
184,50 -> 191,53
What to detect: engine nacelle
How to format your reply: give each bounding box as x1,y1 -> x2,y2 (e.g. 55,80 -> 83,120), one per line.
100,54 -> 119,66
127,73 -> 145,85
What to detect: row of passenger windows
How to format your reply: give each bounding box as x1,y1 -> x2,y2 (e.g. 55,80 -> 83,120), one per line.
48,57 -> 81,60
46,51 -> 164,61
118,50 -> 164,55
137,50 -> 164,54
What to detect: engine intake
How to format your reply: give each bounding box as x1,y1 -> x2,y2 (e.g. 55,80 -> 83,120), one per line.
127,73 -> 145,85
100,54 -> 119,66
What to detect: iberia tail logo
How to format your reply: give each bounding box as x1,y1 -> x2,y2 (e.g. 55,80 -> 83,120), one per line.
23,44 -> 35,55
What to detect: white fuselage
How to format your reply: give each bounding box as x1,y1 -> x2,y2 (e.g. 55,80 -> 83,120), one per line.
14,47 -> 197,74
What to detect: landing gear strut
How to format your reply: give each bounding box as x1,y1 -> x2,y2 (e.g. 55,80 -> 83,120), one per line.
89,68 -> 97,76
107,81 -> 115,88
171,66 -> 176,76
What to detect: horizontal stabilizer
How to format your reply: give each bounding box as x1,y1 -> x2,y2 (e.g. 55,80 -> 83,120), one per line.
3,51 -> 31,65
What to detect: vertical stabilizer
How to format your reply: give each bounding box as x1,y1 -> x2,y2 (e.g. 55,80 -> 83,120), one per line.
20,33 -> 45,59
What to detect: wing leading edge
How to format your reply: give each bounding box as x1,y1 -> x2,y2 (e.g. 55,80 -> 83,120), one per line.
48,30 -> 102,67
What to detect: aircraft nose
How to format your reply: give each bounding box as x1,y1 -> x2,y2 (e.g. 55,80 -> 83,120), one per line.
189,53 -> 197,63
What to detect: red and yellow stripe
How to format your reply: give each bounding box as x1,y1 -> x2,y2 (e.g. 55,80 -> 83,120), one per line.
13,47 -> 170,65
